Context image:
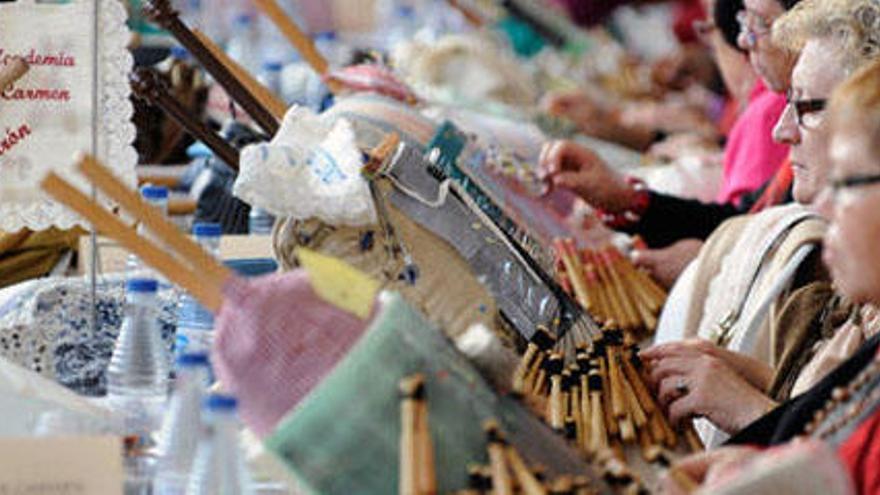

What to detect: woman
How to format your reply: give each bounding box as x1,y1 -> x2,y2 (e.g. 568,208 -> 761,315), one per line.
643,0 -> 880,446
541,0 -> 803,290
663,51 -> 880,495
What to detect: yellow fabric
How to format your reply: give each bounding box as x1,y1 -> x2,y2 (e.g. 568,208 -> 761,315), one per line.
295,247 -> 380,320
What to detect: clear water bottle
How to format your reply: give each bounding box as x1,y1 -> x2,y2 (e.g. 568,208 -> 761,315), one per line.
226,13 -> 262,76
313,31 -> 350,68
257,61 -> 283,96
106,278 -> 171,440
127,186 -> 169,278
248,207 -> 275,235
175,223 -> 221,358
384,5 -> 419,50
154,353 -> 212,495
186,394 -> 253,495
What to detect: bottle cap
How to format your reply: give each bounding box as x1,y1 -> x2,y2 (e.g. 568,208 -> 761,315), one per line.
262,61 -> 284,72
126,278 -> 159,293
193,222 -> 222,237
140,185 -> 169,200
315,31 -> 337,41
170,45 -> 189,60
176,352 -> 210,367
205,394 -> 238,411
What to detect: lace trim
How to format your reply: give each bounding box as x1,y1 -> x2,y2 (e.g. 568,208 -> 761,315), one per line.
0,0 -> 136,231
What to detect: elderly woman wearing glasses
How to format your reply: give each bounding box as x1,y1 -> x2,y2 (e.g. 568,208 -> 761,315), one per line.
642,0 -> 880,447
539,0 -> 801,289
659,54 -> 880,495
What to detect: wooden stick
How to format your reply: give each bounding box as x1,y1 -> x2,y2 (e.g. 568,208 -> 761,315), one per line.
78,156 -> 232,288
587,252 -> 628,331
399,375 -> 424,495
143,0 -> 279,135
513,328 -> 554,396
596,357 -> 619,437
417,396 -> 437,494
546,355 -> 565,431
168,197 -> 198,216
682,423 -> 705,452
612,248 -> 667,310
599,249 -> 642,331
603,342 -> 626,420
577,359 -> 592,452
192,29 -> 288,121
446,0 -> 486,27
505,446 -> 547,495
252,0 -> 343,94
484,421 -> 514,495
618,415 -> 636,443
587,369 -> 608,453
554,239 -> 591,312
130,67 -> 241,170
622,374 -> 647,428
619,353 -> 657,416
40,173 -> 223,311
0,57 -> 28,91
568,367 -> 585,450
590,250 -> 637,332
637,427 -> 654,461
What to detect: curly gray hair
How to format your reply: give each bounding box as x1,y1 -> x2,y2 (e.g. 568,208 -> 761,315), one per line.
773,0 -> 880,71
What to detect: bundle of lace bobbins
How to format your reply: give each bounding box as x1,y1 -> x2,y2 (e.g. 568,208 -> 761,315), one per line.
398,374 -> 616,495
554,238 -> 666,340
510,324 -> 704,470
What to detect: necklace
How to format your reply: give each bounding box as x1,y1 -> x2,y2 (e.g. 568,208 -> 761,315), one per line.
804,353 -> 880,439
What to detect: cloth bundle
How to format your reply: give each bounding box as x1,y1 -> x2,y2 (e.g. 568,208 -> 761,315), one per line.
262,291 -> 603,494
213,269 -> 377,438
234,107 -> 377,227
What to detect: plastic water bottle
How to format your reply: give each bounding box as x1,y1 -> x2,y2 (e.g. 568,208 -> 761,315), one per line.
248,207 -> 275,235
127,186 -> 169,278
226,13 -> 262,76
257,61 -> 284,96
384,5 -> 419,50
175,223 -> 221,358
186,395 -> 253,495
153,353 -> 212,495
106,278 -> 170,440
313,31 -> 350,68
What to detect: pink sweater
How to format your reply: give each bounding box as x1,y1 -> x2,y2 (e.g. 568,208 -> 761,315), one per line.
716,80 -> 789,205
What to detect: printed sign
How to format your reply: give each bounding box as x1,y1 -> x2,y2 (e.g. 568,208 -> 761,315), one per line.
0,0 -> 136,231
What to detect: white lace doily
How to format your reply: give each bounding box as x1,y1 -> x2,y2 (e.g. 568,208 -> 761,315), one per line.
0,0 -> 136,231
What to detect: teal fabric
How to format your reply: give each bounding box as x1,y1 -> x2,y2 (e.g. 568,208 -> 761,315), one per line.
265,293 -> 606,494
496,17 -> 547,58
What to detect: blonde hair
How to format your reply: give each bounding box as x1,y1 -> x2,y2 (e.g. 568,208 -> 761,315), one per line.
829,57 -> 880,155
773,0 -> 880,70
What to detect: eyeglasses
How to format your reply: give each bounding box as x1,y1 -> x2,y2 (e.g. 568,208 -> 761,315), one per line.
786,88 -> 827,129
830,173 -> 880,195
736,9 -> 772,49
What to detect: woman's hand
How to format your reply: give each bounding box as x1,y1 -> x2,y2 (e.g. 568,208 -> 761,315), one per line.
632,239 -> 704,289
538,140 -> 638,213
640,341 -> 777,433
542,91 -> 657,151
642,340 -> 774,391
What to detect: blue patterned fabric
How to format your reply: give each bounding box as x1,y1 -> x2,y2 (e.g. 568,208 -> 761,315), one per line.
0,277 -> 178,397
